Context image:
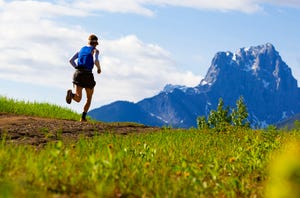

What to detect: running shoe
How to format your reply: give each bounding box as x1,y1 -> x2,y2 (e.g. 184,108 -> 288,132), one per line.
80,118 -> 87,122
66,89 -> 73,104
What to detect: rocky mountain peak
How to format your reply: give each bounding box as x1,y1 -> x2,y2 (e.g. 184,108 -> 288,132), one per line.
200,43 -> 297,92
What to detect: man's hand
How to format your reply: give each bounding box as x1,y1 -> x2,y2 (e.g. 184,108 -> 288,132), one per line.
95,59 -> 101,74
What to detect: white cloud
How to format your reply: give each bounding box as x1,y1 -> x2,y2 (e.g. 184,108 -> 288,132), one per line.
0,0 -> 201,107
71,0 -> 154,16
65,0 -> 261,15
0,1 -> 88,87
68,0 -> 300,15
95,35 -> 201,104
147,0 -> 263,13
66,0 -> 263,14
152,0 -> 300,13
1,1 -> 87,19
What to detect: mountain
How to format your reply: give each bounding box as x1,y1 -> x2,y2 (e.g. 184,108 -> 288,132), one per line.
90,101 -> 164,126
89,43 -> 300,128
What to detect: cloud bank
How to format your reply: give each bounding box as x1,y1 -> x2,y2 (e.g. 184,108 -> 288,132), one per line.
0,0 -> 201,106
97,35 -> 200,103
68,0 -> 300,15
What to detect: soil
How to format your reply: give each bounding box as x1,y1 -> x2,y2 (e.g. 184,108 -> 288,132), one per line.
0,113 -> 159,147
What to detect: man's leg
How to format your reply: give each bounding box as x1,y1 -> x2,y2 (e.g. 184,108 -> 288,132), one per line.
84,88 -> 94,113
73,85 -> 83,103
81,88 -> 94,121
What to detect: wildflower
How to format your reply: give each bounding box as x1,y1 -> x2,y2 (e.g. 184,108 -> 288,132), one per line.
176,171 -> 182,176
184,172 -> 190,177
229,157 -> 236,163
144,162 -> 150,168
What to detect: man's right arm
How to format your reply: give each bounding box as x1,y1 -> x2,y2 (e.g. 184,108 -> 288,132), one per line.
69,52 -> 78,68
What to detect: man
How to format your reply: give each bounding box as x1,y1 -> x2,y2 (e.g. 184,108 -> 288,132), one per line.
66,34 -> 101,122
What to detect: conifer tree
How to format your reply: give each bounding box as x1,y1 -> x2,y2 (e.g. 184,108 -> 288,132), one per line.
197,96 -> 250,130
231,96 -> 250,127
207,98 -> 231,128
197,116 -> 209,129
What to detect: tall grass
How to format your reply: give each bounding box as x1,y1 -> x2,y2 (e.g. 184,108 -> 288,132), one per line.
0,96 -> 80,120
1,128 -> 299,197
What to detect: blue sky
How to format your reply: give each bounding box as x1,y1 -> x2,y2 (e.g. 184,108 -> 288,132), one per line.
1,0 -> 300,113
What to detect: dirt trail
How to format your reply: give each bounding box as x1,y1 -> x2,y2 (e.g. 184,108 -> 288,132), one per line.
0,113 -> 159,146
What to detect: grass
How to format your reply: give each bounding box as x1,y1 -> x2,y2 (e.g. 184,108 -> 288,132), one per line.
0,96 -> 80,120
1,129 -> 299,197
0,96 -> 300,197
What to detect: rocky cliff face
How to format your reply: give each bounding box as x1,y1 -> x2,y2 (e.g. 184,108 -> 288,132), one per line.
196,43 -> 300,127
89,43 -> 300,128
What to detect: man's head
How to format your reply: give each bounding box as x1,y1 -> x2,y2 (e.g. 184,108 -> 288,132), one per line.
88,34 -> 99,46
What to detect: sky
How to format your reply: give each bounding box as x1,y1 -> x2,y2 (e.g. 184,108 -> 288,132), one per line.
1,0 -> 300,113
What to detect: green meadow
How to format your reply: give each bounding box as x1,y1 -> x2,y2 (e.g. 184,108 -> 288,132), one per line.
0,96 -> 300,197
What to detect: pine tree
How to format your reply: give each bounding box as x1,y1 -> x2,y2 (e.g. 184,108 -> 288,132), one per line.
207,98 -> 231,129
197,116 -> 209,129
231,96 -> 250,127
197,96 -> 250,131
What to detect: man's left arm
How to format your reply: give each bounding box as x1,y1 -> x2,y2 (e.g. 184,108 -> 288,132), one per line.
94,49 -> 101,74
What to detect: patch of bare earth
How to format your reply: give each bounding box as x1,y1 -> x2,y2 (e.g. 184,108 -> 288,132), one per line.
0,113 -> 159,146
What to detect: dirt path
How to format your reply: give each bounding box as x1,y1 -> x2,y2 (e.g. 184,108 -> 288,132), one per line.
0,113 -> 159,146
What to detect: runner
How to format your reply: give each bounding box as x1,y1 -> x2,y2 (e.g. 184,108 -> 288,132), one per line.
66,34 -> 101,122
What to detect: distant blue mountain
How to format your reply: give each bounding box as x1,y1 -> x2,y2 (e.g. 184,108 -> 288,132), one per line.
90,101 -> 164,126
89,43 -> 300,128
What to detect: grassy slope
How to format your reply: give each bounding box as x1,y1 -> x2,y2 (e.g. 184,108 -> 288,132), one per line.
0,96 -> 300,197
0,96 -> 80,120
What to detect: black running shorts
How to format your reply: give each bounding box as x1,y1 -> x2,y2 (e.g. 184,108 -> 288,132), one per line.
73,70 -> 96,89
